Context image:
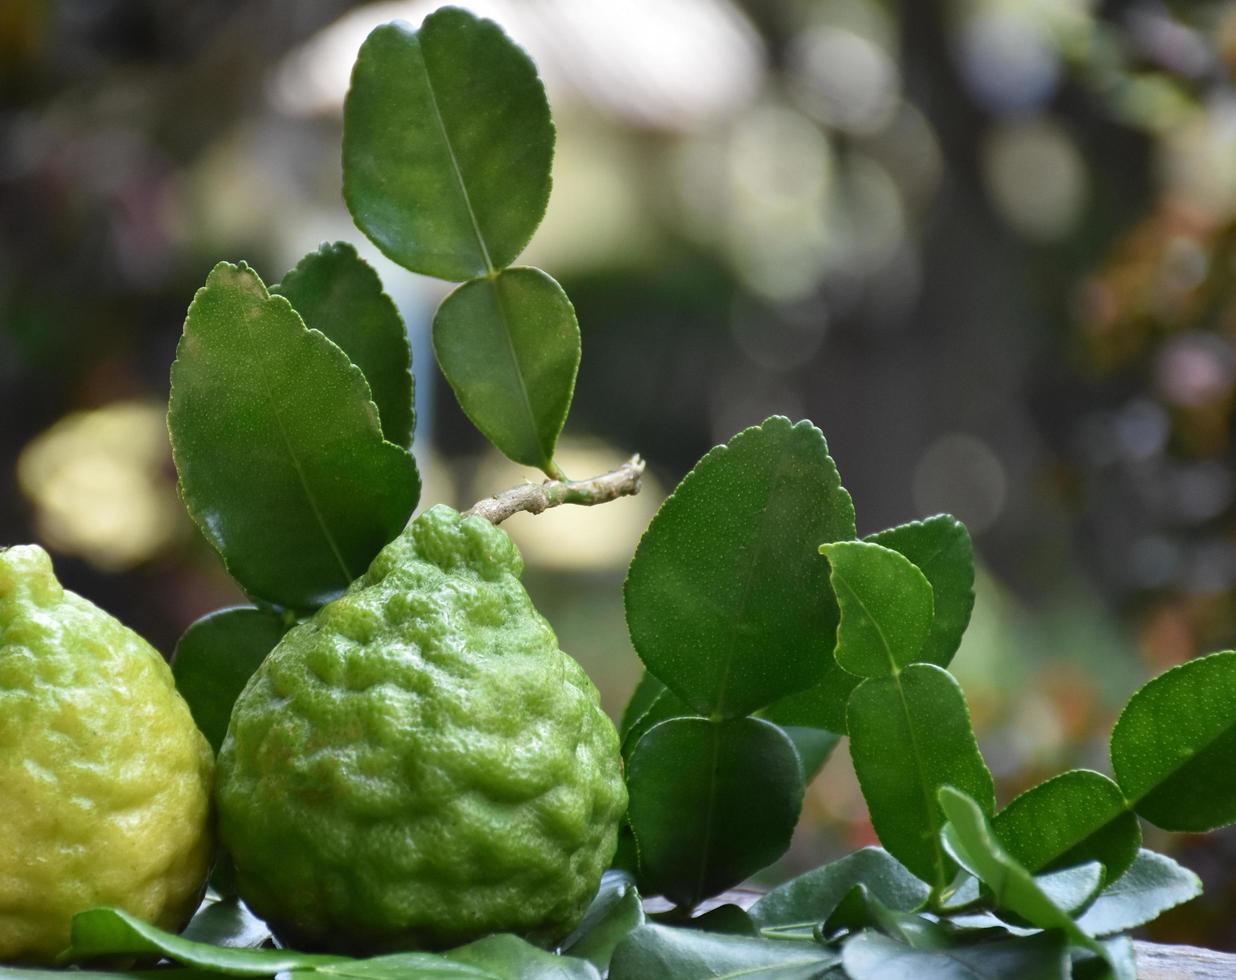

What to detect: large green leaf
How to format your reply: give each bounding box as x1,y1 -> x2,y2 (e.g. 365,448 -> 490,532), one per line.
820,541 -> 934,678
992,770 -> 1139,880
865,515 -> 974,669
433,267 -> 579,475
625,417 -> 856,718
273,242 -> 414,449
172,606 -> 288,753
625,717 -> 804,908
1074,850 -> 1202,938
937,788 -> 1101,955
169,261 -> 419,610
609,924 -> 839,980
749,848 -> 929,931
847,665 -> 994,890
841,930 -> 1068,980
1110,650 -> 1236,831
342,9 -> 553,281
65,906 -> 348,973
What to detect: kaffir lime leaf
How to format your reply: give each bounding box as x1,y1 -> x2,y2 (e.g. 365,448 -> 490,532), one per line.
217,505 -> 627,953
0,545 -> 214,965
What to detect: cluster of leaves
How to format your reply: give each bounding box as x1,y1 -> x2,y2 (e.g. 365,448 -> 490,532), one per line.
604,414 -> 1236,977
165,6 -> 588,748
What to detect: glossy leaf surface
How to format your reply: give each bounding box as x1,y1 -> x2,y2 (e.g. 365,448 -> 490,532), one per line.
625,417 -> 856,718
433,267 -> 579,474
848,665 -> 994,889
825,887 -> 948,950
273,242 -> 414,448
1111,650 -> 1236,832
66,906 -> 348,973
1074,850 -> 1202,937
169,262 -> 419,609
342,9 -> 553,280
609,924 -> 839,980
749,847 -> 929,930
866,515 -> 974,669
821,540 -> 933,678
992,770 -> 1139,880
172,607 -> 288,753
625,717 -> 803,907
842,930 -> 1068,980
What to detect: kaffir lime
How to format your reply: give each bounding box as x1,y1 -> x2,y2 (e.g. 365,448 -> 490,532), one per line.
217,505 -> 627,953
0,545 -> 214,964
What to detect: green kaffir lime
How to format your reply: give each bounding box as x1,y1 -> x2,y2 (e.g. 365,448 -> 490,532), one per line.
0,545 -> 214,965
217,506 -> 627,953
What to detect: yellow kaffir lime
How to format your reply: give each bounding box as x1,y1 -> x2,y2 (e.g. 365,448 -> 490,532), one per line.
0,545 -> 214,964
217,505 -> 627,954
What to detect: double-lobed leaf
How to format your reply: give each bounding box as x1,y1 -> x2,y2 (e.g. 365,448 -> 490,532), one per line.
821,540 -> 933,678
625,417 -> 856,719
625,717 -> 803,908
342,8 -> 553,282
172,607 -> 288,753
273,242 -> 414,449
992,770 -> 1139,881
433,267 -> 579,475
1111,649 -> 1236,832
848,665 -> 994,890
865,515 -> 973,669
763,514 -> 972,733
169,261 -> 419,610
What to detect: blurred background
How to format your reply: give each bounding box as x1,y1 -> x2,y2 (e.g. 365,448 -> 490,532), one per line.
4,0 -> 1236,949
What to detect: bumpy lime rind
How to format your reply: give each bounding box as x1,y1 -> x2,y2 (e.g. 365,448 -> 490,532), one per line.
217,505 -> 627,953
0,545 -> 215,964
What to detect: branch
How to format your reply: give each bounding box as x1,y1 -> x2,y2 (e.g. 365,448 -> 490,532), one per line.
465,455 -> 646,525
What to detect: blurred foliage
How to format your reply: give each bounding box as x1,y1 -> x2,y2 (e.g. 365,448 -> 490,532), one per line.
6,0 -> 1236,950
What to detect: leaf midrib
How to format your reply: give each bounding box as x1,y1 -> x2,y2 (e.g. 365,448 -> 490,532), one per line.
692,722 -> 724,906
834,571 -> 901,675
892,671 -> 949,890
711,442 -> 801,716
413,35 -> 495,275
488,275 -> 551,469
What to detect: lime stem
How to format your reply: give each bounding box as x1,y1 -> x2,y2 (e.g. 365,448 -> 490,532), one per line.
465,455 -> 646,525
